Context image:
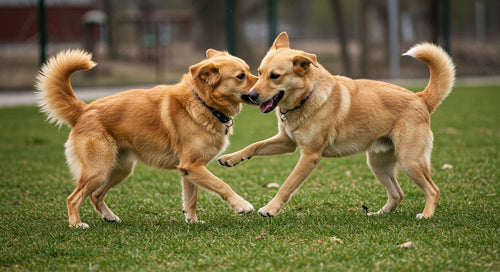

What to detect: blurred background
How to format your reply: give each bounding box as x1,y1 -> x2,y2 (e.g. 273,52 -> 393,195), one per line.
0,0 -> 499,90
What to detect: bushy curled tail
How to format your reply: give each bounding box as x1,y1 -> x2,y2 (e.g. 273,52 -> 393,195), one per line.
403,43 -> 456,114
35,49 -> 96,127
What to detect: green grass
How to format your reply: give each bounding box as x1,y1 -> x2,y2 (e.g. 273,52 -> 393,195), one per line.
0,85 -> 499,271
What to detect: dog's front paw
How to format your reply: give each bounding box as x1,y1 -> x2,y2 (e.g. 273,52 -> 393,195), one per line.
102,214 -> 122,223
185,216 -> 204,224
228,195 -> 254,214
218,153 -> 251,167
258,201 -> 282,217
69,222 -> 90,229
416,213 -> 433,219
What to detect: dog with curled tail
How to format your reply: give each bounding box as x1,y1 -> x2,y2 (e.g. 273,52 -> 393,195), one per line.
219,32 -> 455,219
36,49 -> 257,228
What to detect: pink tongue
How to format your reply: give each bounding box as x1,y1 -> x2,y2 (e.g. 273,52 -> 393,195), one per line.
259,99 -> 274,113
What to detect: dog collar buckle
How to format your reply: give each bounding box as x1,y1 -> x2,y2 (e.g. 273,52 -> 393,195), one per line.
280,111 -> 287,121
224,118 -> 234,135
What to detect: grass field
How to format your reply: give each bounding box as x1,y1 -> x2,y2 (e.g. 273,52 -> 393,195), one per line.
0,85 -> 498,271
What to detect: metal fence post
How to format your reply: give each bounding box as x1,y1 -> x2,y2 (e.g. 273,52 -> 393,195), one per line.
226,0 -> 236,55
267,0 -> 277,47
38,0 -> 46,66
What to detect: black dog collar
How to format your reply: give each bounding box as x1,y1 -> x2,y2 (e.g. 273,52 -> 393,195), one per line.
279,85 -> 316,121
193,89 -> 233,134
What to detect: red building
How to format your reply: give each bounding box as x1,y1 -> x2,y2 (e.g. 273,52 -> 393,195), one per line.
0,0 -> 96,42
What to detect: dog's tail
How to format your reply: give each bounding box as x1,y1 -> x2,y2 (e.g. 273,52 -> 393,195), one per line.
403,43 -> 456,114
35,49 -> 96,127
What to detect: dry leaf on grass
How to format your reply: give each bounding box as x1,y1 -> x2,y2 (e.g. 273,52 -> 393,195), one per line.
255,231 -> 267,240
441,163 -> 453,170
262,183 -> 280,188
329,236 -> 344,244
396,241 -> 414,248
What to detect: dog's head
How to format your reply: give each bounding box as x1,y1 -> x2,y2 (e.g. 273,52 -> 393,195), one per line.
247,32 -> 319,113
189,49 -> 258,108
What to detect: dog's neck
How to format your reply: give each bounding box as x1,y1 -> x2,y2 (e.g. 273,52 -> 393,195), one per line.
191,82 -> 241,117
193,89 -> 231,122
192,88 -> 239,134
279,67 -> 333,123
279,84 -> 316,121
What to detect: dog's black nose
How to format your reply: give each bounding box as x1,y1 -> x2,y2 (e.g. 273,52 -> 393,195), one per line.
247,91 -> 259,103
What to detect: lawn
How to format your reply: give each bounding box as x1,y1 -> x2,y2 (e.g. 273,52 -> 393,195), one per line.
0,85 -> 498,271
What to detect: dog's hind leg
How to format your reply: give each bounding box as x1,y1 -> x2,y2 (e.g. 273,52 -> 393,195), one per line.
399,161 -> 439,219
181,177 -> 199,223
366,150 -> 404,216
65,134 -> 116,228
396,127 -> 439,218
90,149 -> 136,223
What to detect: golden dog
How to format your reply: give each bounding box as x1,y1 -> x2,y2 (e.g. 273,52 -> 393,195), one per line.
36,49 -> 257,228
218,32 -> 455,219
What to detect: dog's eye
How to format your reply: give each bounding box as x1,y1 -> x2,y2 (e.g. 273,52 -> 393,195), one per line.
270,73 -> 280,80
236,73 -> 246,80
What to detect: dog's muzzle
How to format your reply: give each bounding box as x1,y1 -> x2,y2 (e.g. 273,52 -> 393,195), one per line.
241,94 -> 254,104
246,91 -> 260,104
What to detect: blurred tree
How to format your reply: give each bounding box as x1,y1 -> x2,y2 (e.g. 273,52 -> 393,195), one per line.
38,0 -> 46,66
234,1 -> 257,67
292,0 -> 308,38
359,0 -> 368,77
102,0 -> 117,59
428,0 -> 439,43
329,0 -> 351,75
191,0 -> 226,51
191,0 -> 256,66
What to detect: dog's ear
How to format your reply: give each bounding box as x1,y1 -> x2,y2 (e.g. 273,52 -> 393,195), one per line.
271,32 -> 290,49
292,53 -> 319,75
206,49 -> 228,58
190,62 -> 221,86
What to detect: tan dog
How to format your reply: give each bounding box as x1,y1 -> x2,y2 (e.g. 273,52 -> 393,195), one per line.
36,49 -> 257,228
218,32 -> 455,219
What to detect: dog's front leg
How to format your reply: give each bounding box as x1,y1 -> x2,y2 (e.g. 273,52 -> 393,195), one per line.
258,150 -> 322,217
178,164 -> 254,215
181,177 -> 199,223
218,132 -> 296,167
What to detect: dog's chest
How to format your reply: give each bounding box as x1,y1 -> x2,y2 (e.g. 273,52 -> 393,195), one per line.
284,121 -> 321,146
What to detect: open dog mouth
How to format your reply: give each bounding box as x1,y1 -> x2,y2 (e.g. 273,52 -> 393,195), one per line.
259,91 -> 284,113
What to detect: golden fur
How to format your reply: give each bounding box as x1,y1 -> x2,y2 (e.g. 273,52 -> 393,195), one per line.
219,32 -> 455,219
36,49 -> 257,228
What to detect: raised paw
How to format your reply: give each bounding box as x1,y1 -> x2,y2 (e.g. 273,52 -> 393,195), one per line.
218,153 -> 251,167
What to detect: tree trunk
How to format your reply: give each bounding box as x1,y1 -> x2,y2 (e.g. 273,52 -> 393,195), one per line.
330,0 -> 351,75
